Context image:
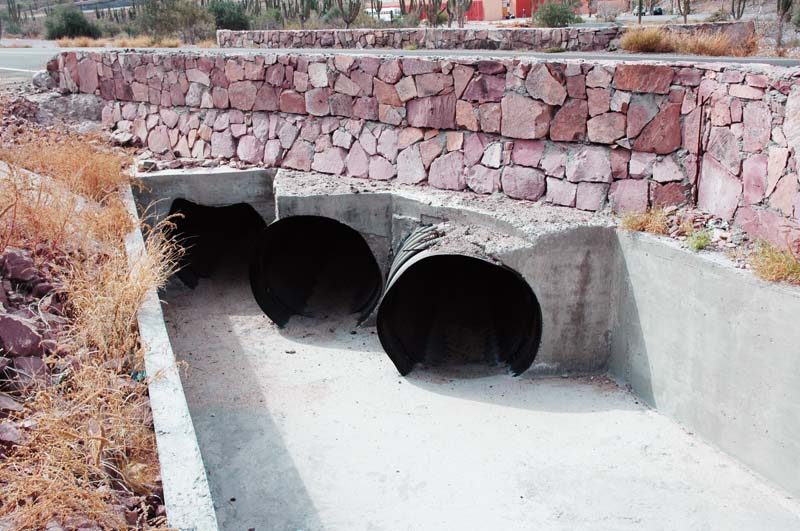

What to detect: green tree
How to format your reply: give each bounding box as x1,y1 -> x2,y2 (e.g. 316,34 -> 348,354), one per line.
44,5 -> 101,39
208,0 -> 250,30
531,0 -> 581,27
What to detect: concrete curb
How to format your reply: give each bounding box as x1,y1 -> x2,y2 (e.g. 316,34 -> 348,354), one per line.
121,186 -> 219,531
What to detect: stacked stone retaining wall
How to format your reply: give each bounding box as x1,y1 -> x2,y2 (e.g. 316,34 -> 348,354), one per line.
48,50 -> 800,246
216,21 -> 755,52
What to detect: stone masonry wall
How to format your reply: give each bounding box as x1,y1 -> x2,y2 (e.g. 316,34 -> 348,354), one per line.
49,50 -> 800,246
216,22 -> 755,52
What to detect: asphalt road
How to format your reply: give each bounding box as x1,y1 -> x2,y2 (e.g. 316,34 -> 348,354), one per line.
2,46 -> 799,82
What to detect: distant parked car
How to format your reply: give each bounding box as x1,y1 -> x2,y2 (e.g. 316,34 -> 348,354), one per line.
653,7 -> 663,15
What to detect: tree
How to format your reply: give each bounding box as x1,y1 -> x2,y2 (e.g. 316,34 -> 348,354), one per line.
531,0 -> 581,27
337,0 -> 361,27
730,0 -> 745,19
675,0 -> 689,23
44,5 -> 101,39
776,0 -> 792,49
446,0 -> 472,27
282,0 -> 317,28
208,0 -> 250,30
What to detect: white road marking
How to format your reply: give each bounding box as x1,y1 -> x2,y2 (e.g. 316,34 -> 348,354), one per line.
0,67 -> 37,72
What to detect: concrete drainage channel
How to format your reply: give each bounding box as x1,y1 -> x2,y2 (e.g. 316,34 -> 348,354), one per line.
131,167 -> 800,530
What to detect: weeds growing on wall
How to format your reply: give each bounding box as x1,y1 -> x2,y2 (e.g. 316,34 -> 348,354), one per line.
620,27 -> 757,57
620,209 -> 670,235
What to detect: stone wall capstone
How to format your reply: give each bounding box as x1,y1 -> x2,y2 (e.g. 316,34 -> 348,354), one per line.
48,49 -> 800,247
216,21 -> 755,52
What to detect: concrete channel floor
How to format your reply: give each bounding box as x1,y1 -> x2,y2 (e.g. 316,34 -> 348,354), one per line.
162,258 -> 800,531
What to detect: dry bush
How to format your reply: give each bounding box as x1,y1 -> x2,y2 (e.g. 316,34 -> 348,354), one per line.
0,136 -> 130,202
750,241 -> 800,285
57,36 -> 108,47
154,38 -> 182,48
620,27 -> 756,56
620,27 -> 676,53
620,209 -> 670,235
678,31 -> 756,57
0,131 -> 182,529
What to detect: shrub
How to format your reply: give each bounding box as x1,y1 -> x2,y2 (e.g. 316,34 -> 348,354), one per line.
532,0 -> 582,28
750,241 -> 800,285
44,6 -> 101,40
686,229 -> 712,252
208,0 -> 251,30
620,27 -> 675,53
706,8 -> 730,22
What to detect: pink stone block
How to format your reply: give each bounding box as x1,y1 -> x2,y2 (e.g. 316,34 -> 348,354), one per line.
610,179 -> 649,213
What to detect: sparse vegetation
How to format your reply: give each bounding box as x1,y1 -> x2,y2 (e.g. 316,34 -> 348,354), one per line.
57,35 -> 184,48
686,229 -> 712,252
750,241 -> 800,285
620,209 -> 670,235
620,27 -> 674,53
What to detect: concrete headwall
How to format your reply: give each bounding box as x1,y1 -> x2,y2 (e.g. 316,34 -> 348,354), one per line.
216,21 -> 755,52
49,49 -> 800,246
611,231 -> 800,499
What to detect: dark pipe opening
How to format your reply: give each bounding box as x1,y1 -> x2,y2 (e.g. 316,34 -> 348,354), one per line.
377,255 -> 542,376
168,198 -> 267,288
249,216 -> 383,327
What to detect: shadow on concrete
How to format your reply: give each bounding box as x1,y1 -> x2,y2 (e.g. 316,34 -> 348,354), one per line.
163,237 -> 323,530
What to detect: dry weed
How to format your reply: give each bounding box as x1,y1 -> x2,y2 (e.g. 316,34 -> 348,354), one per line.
750,241 -> 800,285
620,27 -> 674,53
620,209 -> 670,235
0,132 -> 181,529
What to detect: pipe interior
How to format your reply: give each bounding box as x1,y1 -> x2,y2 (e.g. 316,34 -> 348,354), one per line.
250,216 -> 383,326
377,255 -> 542,375
168,198 -> 267,288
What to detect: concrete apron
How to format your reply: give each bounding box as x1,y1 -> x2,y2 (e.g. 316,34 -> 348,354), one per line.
133,167 -> 800,528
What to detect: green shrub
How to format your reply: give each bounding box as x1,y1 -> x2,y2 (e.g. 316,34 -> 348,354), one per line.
686,230 -> 712,252
45,6 -> 101,39
208,0 -> 251,30
531,0 -> 581,28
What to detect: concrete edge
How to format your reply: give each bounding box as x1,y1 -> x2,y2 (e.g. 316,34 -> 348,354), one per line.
121,185 -> 219,531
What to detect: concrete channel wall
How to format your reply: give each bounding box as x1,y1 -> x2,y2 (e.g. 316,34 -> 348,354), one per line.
611,231 -> 800,501
49,49 -> 800,247
216,22 -> 755,52
122,187 -> 219,531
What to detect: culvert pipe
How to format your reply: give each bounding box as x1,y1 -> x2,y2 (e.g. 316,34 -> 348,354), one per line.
377,225 -> 543,376
249,215 -> 383,326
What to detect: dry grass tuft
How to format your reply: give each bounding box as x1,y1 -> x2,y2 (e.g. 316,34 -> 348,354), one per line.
57,36 -> 108,48
620,27 -> 674,53
57,35 -> 185,48
620,27 -> 756,57
620,209 -> 670,235
750,241 -> 800,285
195,39 -> 218,48
0,136 -> 130,202
0,128 -> 182,528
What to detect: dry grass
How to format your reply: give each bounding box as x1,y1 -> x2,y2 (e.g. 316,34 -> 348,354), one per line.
750,241 -> 800,285
620,27 -> 674,53
620,27 -> 756,57
57,36 -> 184,48
0,128 -> 182,529
195,39 -> 218,48
620,209 -> 670,235
0,136 -> 130,202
